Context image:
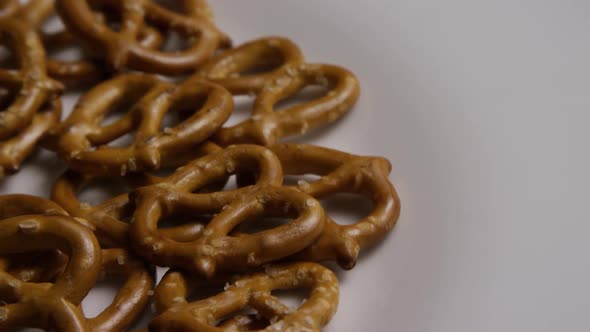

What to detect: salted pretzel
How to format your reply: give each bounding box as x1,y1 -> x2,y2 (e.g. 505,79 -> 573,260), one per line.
0,214 -> 102,331
45,73 -> 233,175
150,262 -> 339,332
51,142 -> 223,246
0,1 -> 20,18
129,144 -> 326,277
265,143 -> 401,269
56,0 -> 231,75
210,62 -> 360,146
0,18 -> 63,174
85,248 -> 155,332
198,36 -> 305,94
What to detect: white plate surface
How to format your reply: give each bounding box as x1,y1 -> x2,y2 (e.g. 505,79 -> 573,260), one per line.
6,0 -> 590,331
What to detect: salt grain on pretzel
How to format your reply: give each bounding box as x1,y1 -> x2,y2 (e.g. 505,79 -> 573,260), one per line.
46,73 -> 233,175
150,262 -> 339,332
0,17 -> 63,175
56,0 -> 230,75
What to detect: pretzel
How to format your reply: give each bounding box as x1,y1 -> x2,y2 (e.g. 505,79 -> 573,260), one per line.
209,62 -> 360,146
45,73 -> 233,175
129,144 -> 326,277
150,262 -> 339,332
0,214 -> 101,331
86,248 -> 155,332
51,142 -> 222,246
56,0 -> 231,75
0,18 -> 63,174
267,144 -> 401,269
198,36 -> 305,94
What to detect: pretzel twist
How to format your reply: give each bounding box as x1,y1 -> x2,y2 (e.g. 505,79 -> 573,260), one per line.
0,17 -> 63,174
268,144 -> 401,269
150,262 -> 339,332
46,73 -> 233,175
129,145 -> 326,277
189,37 -> 360,146
0,214 -> 101,331
56,0 -> 230,75
51,142 -> 222,246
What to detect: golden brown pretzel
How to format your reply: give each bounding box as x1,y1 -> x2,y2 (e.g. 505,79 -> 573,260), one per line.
56,0 -> 230,75
210,62 -> 360,146
46,73 -> 233,175
51,142 -> 222,246
198,36 -> 305,94
150,262 -> 339,332
0,195 -> 69,283
0,214 -> 101,331
0,17 -> 63,174
86,248 -> 155,332
268,144 -> 401,269
129,144 -> 326,277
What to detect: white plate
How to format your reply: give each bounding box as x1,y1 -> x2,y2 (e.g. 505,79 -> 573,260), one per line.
5,0 -> 590,331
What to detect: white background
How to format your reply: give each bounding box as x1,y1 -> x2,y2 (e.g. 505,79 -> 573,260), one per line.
5,0 -> 590,331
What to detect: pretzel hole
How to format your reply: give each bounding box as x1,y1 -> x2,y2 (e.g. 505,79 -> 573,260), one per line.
82,276 -> 124,319
224,94 -> 256,127
78,177 -> 131,206
40,13 -> 66,35
185,280 -> 228,303
152,0 -> 183,13
0,44 -> 16,69
45,41 -> 85,63
275,85 -> 330,112
159,95 -> 208,131
321,193 -> 373,225
283,174 -> 322,187
0,86 -> 16,109
271,288 -> 310,310
158,30 -> 196,53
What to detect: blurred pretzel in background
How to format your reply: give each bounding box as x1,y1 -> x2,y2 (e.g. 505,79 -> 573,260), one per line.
45,73 -> 233,175
56,0 -> 231,75
150,262 -> 339,332
0,17 -> 63,176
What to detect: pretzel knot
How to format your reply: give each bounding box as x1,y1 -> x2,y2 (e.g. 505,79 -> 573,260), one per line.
150,263 -> 339,332
51,142 -> 222,246
56,0 -> 231,75
46,73 -> 233,175
191,37 -> 360,146
0,214 -> 101,331
0,17 -> 63,174
129,144 -> 326,277
268,144 -> 401,269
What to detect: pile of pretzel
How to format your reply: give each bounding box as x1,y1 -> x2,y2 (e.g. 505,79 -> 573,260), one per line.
0,1 -> 400,331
